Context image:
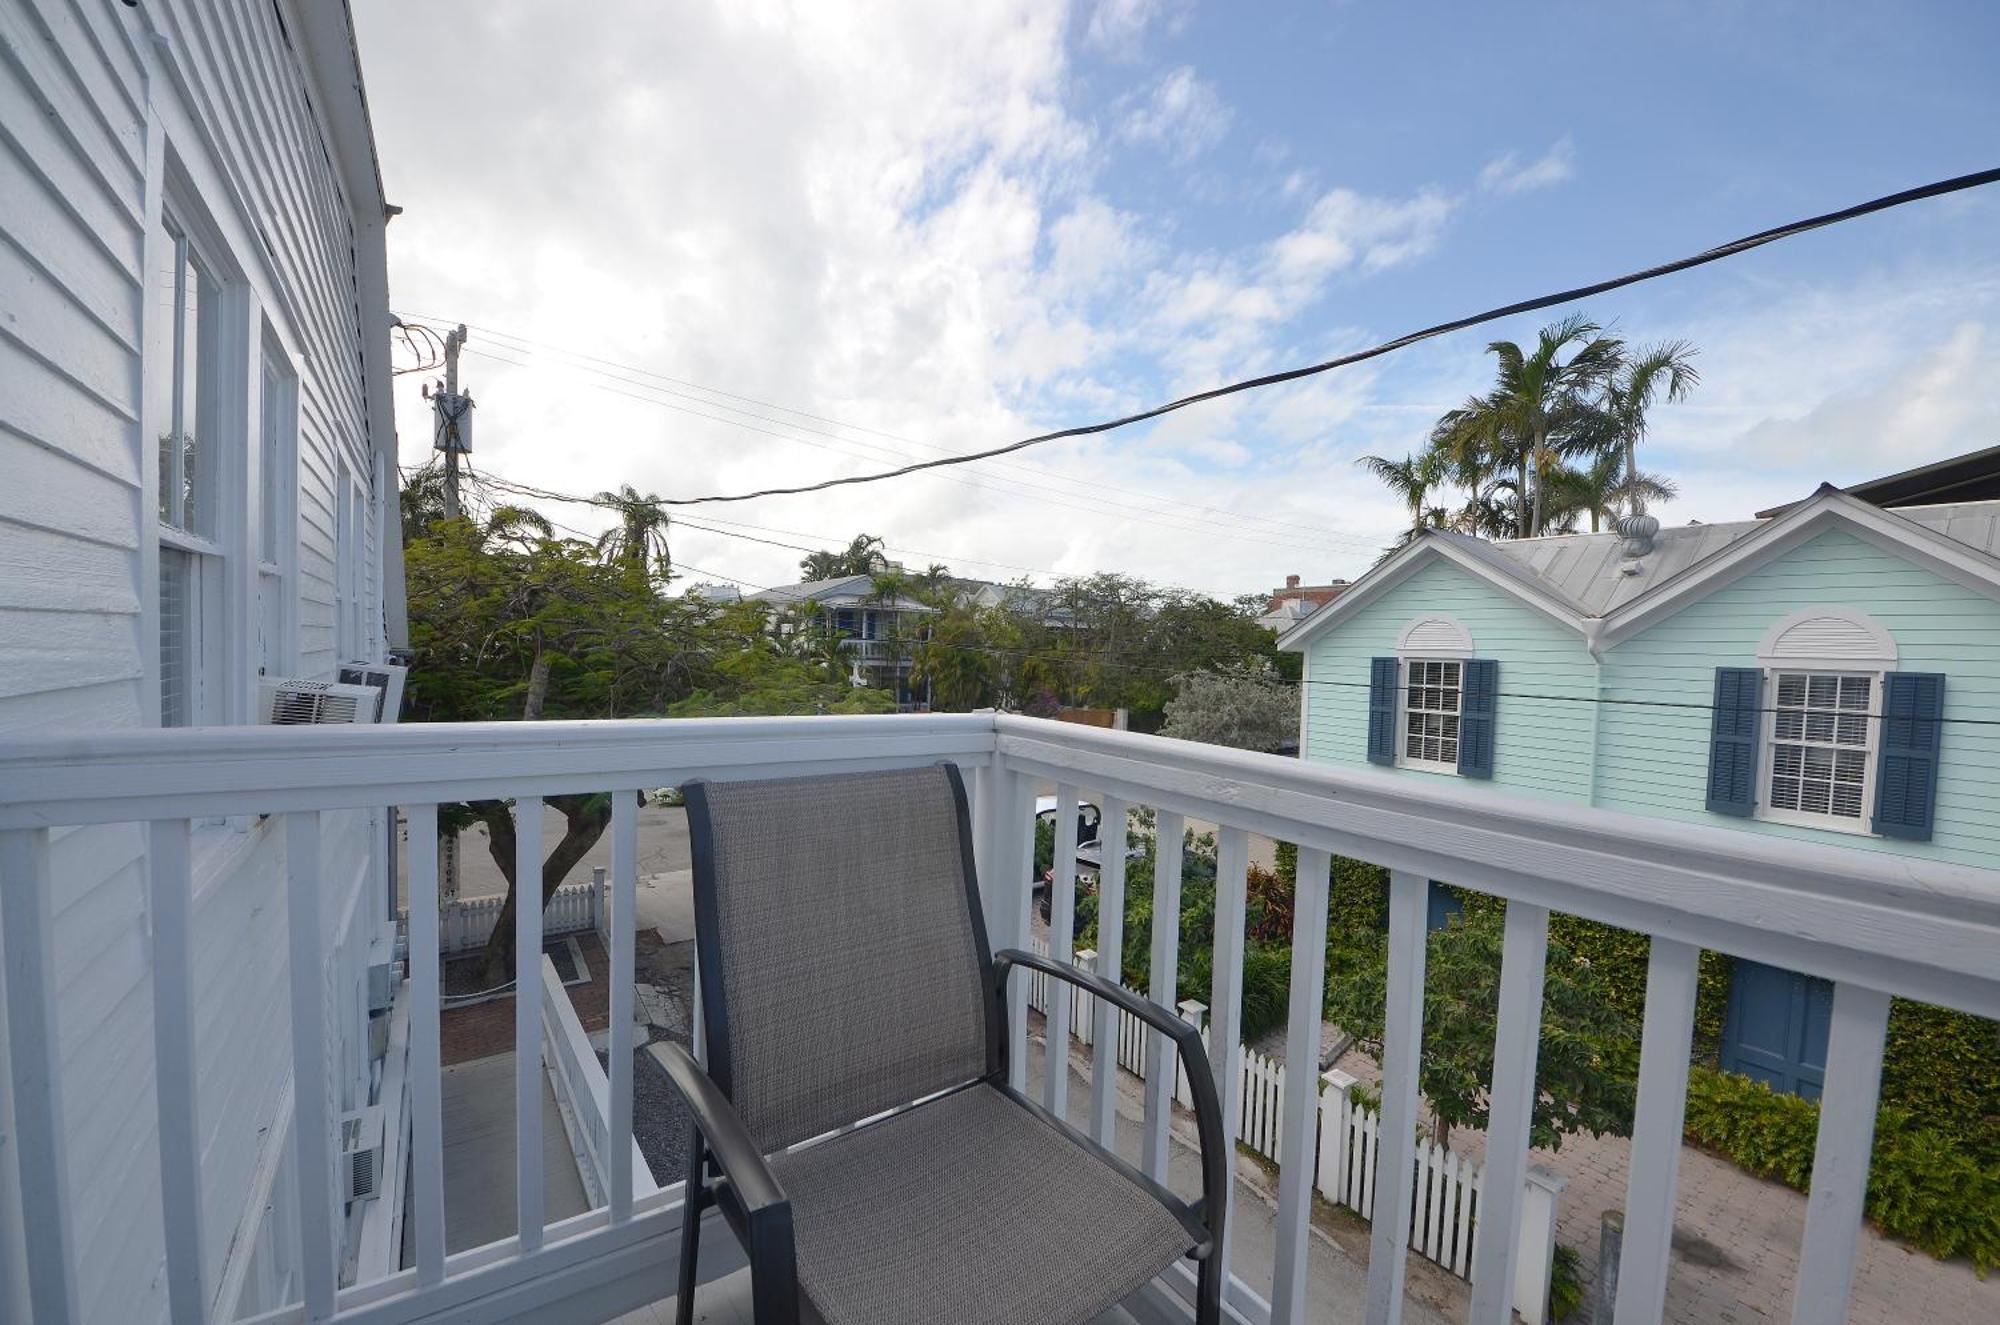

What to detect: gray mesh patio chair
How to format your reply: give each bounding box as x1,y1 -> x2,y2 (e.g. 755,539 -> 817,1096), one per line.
651,763 -> 1227,1325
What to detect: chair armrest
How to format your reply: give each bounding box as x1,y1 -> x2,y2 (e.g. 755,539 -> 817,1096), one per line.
992,947 -> 1227,1258
650,1042 -> 800,1323
650,1040 -> 789,1216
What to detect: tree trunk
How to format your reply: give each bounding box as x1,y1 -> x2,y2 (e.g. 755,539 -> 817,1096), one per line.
473,793 -> 615,986
1528,423 -> 1547,538
522,634 -> 552,721
1517,451 -> 1531,538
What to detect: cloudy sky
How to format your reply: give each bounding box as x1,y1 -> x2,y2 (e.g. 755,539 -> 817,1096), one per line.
352,1 -> 2000,598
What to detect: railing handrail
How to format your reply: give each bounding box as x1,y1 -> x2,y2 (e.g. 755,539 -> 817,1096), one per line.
991,715 -> 2000,1018
0,713 -> 998,829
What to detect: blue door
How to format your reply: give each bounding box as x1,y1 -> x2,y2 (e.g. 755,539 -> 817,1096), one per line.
1720,961 -> 1833,1100
1426,882 -> 1463,932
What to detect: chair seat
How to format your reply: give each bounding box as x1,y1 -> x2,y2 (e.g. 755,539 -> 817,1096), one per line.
768,1083 -> 1196,1325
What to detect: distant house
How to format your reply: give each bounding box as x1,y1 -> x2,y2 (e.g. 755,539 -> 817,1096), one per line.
747,573 -> 937,707
1280,478 -> 2000,1099
0,2 -> 403,1320
682,581 -> 743,605
1257,573 -> 1350,633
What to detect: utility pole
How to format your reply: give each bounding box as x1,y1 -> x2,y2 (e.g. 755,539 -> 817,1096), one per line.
442,324 -> 467,519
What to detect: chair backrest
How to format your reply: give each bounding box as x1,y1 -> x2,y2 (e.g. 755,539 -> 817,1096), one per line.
684,763 -> 1001,1151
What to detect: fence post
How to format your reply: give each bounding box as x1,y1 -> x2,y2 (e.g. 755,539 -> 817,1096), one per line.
1074,949 -> 1096,1047
1176,1000 -> 1207,1107
1513,1164 -> 1568,1325
1318,1068 -> 1357,1200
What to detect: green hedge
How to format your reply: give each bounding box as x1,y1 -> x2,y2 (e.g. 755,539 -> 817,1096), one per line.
1683,1065 -> 2000,1274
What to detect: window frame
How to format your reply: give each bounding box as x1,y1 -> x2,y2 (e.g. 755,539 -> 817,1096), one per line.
1756,666 -> 1883,836
256,334 -> 300,678
152,200 -> 235,728
1396,655 -> 1467,775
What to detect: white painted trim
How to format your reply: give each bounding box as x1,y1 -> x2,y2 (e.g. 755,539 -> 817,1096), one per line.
1754,667 -> 1883,839
1277,535 -> 1589,653
1756,606 -> 1897,667
1396,613 -> 1474,656
1602,488 -> 2000,646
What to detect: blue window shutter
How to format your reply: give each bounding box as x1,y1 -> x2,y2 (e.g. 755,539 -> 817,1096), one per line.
1366,657 -> 1398,765
1706,667 -> 1763,816
1874,672 -> 1945,841
1457,658 -> 1498,779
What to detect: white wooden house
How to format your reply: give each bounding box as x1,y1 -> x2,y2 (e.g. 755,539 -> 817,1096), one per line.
0,1 -> 404,1320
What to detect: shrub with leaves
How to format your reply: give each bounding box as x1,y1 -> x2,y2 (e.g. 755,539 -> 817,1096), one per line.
1159,666 -> 1299,753
1683,1066 -> 2000,1274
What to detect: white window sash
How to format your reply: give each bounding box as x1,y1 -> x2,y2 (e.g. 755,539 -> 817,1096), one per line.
1758,667 -> 1880,834
1397,655 -> 1466,774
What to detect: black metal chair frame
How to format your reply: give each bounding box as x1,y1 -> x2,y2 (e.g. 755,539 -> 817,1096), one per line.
656,763 -> 1229,1325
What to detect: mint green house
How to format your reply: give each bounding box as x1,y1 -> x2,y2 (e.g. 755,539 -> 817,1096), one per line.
1278,485 -> 2000,1096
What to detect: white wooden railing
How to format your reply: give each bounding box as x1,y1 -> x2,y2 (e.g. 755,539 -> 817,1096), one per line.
1025,941 -> 1562,1323
540,955 -> 657,1210
1,712 -> 1996,1325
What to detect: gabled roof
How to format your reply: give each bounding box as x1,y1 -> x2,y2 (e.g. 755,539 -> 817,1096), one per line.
1278,487 -> 2000,655
745,574 -> 935,613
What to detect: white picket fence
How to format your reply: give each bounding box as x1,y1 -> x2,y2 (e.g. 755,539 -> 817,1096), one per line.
431,876 -> 606,954
1026,937 -> 1564,1323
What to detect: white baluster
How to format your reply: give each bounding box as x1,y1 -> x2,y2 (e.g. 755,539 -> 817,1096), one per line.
1365,869 -> 1429,1325
1142,810 -> 1186,1182
1208,826 -> 1251,1280
516,800 -> 545,1252
1089,797 -> 1129,1146
609,791 -> 639,1223
1272,842 -> 1332,1323
148,821 -> 207,1323
285,811 -> 338,1320
1790,982 -> 1892,1325
1468,901 -> 1550,1324
0,827 -> 81,1324
405,805 -> 447,1284
1044,784 -> 1081,1119
1615,938 -> 1700,1325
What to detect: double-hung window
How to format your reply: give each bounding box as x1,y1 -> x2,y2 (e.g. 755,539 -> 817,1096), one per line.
1401,658 -> 1463,771
152,214 -> 224,727
1765,670 -> 1876,827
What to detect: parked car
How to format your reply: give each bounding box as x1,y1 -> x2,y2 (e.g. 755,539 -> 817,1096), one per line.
1029,796 -> 1143,924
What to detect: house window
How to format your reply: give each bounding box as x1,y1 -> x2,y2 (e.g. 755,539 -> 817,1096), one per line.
1401,658 -> 1463,771
1765,671 -> 1876,826
152,212 -> 226,726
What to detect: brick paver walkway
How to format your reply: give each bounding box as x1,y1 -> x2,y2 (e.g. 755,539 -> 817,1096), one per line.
1334,1047 -> 1997,1324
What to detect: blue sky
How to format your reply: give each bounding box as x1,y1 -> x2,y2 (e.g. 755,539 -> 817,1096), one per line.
356,0 -> 2000,595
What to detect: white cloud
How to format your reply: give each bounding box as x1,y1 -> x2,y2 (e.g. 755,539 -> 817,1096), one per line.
1083,0 -> 1191,59
1477,136 -> 1576,196
1116,66 -> 1233,161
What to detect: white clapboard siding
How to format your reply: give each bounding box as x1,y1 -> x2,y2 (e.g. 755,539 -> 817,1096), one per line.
0,0 -> 391,1320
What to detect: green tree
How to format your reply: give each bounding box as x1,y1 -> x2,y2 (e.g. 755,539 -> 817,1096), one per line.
1357,450 -> 1448,550
1325,894 -> 1638,1149
592,484 -> 673,582
1601,340 -> 1700,517
1159,667 -> 1299,752
799,533 -> 888,581
1484,314 -> 1624,538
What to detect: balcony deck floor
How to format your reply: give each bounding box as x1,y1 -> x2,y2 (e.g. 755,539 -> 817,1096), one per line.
617,1267 -> 1193,1325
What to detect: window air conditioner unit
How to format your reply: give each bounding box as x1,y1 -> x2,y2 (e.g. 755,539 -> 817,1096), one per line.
337,662 -> 408,724
258,678 -> 383,725
338,1106 -> 386,1205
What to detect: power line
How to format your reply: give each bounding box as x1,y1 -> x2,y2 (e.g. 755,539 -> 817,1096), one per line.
452,341 -> 1383,558
405,313 -> 1357,544
538,166 -> 2000,508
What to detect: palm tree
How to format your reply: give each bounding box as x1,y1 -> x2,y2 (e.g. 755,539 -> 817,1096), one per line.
1543,453 -> 1682,532
1357,450 -> 1448,549
799,533 -> 888,581
1484,314 -> 1624,537
1601,341 -> 1700,517
592,484 -> 672,580
1428,394 -> 1521,536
